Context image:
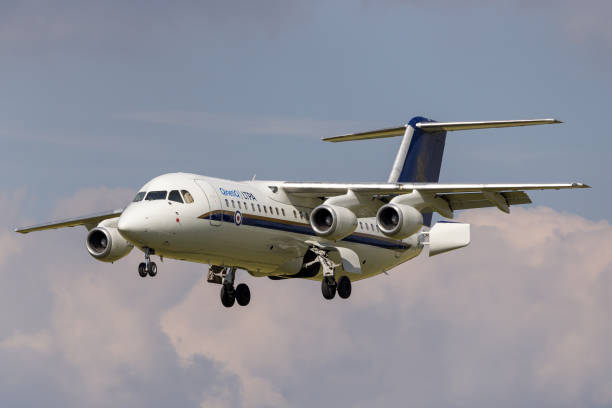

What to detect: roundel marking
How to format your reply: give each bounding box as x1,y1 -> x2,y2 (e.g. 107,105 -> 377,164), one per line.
234,210 -> 242,226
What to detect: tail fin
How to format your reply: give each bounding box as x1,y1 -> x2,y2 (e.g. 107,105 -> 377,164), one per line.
388,117 -> 445,226
388,116 -> 445,184
323,117 -> 562,226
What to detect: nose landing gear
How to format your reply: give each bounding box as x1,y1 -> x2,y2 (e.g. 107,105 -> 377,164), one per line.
138,248 -> 157,278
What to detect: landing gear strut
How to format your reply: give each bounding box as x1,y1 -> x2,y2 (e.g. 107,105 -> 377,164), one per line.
211,266 -> 251,308
138,248 -> 157,278
305,247 -> 352,301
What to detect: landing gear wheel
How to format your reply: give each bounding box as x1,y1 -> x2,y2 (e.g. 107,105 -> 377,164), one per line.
321,277 -> 337,300
235,283 -> 251,306
220,284 -> 236,308
147,262 -> 157,277
337,276 -> 351,299
138,263 -> 147,278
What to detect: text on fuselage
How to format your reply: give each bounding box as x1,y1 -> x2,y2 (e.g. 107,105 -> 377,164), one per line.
219,187 -> 257,201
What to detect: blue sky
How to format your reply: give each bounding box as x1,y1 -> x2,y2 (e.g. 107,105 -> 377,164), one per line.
1,0 -> 609,222
2,2 -> 612,407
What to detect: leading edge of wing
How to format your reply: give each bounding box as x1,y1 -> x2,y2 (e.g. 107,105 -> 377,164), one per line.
281,182 -> 590,196
15,208 -> 124,234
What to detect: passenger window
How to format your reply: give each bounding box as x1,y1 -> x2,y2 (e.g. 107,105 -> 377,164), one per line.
263,206 -> 268,214
365,223 -> 369,231
231,200 -> 235,208
181,190 -> 194,203
238,202 -> 242,210
251,203 -> 255,211
145,191 -> 167,200
225,199 -> 229,207
244,202 -> 248,211
371,224 -> 375,231
269,206 -> 273,214
359,221 -> 363,229
257,204 -> 261,212
275,208 -> 279,215
132,192 -> 146,202
293,210 -> 297,218
281,208 -> 285,216
168,190 -> 183,203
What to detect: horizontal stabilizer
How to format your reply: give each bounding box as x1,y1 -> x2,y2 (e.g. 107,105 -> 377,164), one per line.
323,118 -> 561,142
417,119 -> 561,132
323,126 -> 406,142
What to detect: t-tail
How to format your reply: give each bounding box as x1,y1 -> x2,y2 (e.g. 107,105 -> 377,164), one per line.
323,117 -> 562,226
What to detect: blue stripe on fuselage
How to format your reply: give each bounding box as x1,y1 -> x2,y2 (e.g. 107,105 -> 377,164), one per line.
212,212 -> 409,250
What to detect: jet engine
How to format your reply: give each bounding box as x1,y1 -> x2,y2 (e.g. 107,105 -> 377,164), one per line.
86,222 -> 134,263
376,203 -> 423,239
310,204 -> 357,241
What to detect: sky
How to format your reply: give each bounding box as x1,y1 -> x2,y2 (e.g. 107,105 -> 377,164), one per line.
1,1 -> 611,407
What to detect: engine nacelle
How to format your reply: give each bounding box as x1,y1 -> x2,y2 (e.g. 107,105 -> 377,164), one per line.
310,204 -> 357,241
86,221 -> 133,263
376,203 -> 423,239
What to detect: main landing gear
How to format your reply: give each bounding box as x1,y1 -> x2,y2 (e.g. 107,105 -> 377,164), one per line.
306,247 -> 352,301
138,248 -> 157,278
208,266 -> 251,308
321,275 -> 351,300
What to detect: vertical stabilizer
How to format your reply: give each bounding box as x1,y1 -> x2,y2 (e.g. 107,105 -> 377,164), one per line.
388,116 -> 447,226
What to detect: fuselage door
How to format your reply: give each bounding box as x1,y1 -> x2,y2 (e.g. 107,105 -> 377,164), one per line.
194,179 -> 223,226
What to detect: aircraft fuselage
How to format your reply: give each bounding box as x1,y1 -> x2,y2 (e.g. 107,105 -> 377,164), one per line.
117,172 -> 422,281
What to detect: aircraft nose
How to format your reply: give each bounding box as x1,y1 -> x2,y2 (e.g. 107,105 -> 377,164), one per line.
117,209 -> 146,241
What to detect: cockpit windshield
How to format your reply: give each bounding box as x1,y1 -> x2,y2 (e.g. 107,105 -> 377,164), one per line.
132,192 -> 146,202
145,191 -> 167,201
168,190 -> 183,203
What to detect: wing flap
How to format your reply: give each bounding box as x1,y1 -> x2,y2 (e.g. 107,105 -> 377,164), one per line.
442,191 -> 532,211
15,209 -> 123,234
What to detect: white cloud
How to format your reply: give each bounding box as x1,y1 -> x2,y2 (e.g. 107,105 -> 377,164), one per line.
0,330 -> 53,353
3,184 -> 612,407
162,206 -> 612,407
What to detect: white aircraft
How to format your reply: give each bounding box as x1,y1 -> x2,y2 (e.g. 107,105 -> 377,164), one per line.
16,117 -> 589,307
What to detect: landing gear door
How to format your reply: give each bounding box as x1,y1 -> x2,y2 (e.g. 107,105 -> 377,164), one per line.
194,179 -> 223,226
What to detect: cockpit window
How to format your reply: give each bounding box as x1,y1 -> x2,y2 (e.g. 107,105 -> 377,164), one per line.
145,191 -> 167,200
181,190 -> 194,204
168,190 -> 183,203
132,192 -> 146,202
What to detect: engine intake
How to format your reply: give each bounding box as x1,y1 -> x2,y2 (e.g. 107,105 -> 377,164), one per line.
376,203 -> 423,239
310,204 -> 357,241
86,225 -> 133,263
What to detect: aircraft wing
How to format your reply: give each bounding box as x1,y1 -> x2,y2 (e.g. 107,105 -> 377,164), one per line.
281,182 -> 589,215
15,209 -> 123,234
281,182 -> 589,196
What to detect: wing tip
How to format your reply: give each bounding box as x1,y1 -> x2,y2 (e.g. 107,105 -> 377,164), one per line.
573,182 -> 591,188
